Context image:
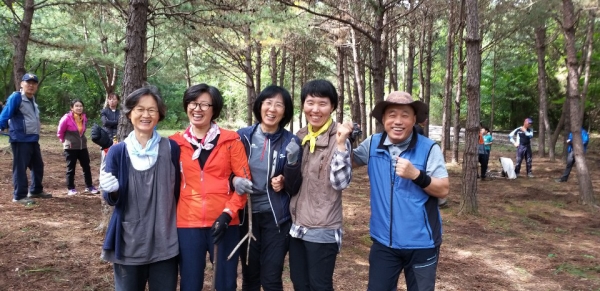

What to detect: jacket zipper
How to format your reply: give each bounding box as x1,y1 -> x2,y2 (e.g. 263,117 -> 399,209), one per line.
318,156 -> 325,179
389,158 -> 394,247
180,161 -> 186,188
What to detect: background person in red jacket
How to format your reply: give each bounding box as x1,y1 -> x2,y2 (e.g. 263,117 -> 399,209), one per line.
170,83 -> 252,291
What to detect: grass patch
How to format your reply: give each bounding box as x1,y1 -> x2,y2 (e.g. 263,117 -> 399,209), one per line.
554,263 -> 600,279
24,267 -> 57,273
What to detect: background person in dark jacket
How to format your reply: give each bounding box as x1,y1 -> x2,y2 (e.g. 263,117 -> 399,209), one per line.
509,118 -> 534,178
0,73 -> 52,205
101,93 -> 120,139
237,85 -> 302,291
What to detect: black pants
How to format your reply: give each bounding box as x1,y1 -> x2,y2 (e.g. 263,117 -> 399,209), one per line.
367,239 -> 439,291
64,149 -> 93,189
11,142 -> 44,200
289,237 -> 338,291
560,151 -> 576,181
478,151 -> 489,178
515,145 -> 532,175
240,212 -> 291,291
113,256 -> 178,291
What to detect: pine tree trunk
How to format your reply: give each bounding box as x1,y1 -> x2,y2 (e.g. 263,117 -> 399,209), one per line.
458,0 -> 479,216
351,29 -> 366,138
12,0 -> 35,89
579,10 -> 595,125
441,0 -> 456,158
244,29 -> 255,126
270,47 -> 278,85
336,46 -> 345,122
535,25 -> 551,158
290,52 -> 296,134
423,12 -> 434,137
452,18 -> 465,164
279,46 -> 287,87
561,0 -> 595,205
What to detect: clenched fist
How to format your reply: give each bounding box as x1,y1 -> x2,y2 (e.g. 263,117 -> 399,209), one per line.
394,157 -> 420,180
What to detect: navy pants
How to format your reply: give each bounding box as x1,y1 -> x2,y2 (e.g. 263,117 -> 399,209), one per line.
478,151 -> 489,178
178,226 -> 240,291
514,145 -> 532,175
560,151 -> 576,181
11,142 -> 44,200
288,237 -> 338,291
367,239 -> 439,291
240,212 -> 291,291
113,256 -> 178,291
64,149 -> 93,189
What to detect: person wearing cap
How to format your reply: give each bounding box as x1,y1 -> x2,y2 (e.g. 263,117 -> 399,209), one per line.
509,118 -> 534,178
351,91 -> 449,291
0,73 -> 52,205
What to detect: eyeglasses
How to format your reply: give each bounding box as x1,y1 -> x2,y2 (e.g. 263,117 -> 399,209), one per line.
262,100 -> 285,110
133,107 -> 158,116
188,102 -> 213,111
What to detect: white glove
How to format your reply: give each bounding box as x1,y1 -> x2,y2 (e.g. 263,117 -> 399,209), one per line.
233,177 -> 254,195
100,171 -> 119,193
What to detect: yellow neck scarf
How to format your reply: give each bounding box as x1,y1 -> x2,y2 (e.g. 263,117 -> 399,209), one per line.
301,117 -> 333,153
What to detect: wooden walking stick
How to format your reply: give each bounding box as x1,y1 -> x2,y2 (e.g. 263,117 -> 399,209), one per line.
228,168 -> 257,261
227,199 -> 256,261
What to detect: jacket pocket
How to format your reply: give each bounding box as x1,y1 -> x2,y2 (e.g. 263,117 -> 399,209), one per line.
121,219 -> 148,258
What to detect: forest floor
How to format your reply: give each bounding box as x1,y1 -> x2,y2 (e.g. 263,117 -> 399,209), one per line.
0,128 -> 599,291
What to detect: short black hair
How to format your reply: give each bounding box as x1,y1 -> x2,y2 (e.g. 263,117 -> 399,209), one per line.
253,85 -> 294,128
123,85 -> 167,121
300,79 -> 338,111
70,98 -> 84,108
183,84 -> 223,121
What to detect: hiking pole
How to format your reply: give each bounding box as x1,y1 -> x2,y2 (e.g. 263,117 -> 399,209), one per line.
212,243 -> 218,291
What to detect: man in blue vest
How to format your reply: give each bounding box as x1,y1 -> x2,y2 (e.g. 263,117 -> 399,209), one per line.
0,73 -> 52,205
555,128 -> 589,182
352,91 -> 449,291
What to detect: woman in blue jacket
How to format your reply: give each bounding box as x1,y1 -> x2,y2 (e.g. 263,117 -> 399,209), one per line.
236,85 -> 302,291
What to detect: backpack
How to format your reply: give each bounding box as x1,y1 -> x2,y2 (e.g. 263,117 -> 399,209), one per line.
90,123 -> 113,149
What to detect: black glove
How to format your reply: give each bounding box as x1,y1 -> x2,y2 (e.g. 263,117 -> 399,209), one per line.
211,212 -> 232,245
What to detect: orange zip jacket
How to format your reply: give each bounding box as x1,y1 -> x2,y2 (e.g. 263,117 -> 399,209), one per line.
170,128 -> 250,228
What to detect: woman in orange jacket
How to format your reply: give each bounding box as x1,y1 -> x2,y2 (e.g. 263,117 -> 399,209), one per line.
170,83 -> 253,291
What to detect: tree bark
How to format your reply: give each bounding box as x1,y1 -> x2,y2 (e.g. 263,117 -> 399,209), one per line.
441,0 -> 456,158
12,0 -> 35,89
116,0 -> 148,141
351,28 -> 367,138
279,46 -> 287,87
459,0 -> 479,216
336,46 -> 345,122
290,51 -> 296,133
270,46 -> 278,85
423,11 -> 434,137
535,25 -> 551,158
579,10 -> 595,125
561,0 -> 595,205
405,22 -> 415,95
452,11 -> 465,164
244,28 -> 255,126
